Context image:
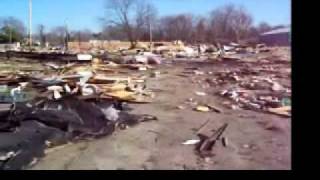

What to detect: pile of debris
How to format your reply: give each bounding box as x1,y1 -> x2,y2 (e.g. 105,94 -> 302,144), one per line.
151,41 -> 274,61
208,56 -> 291,117
0,58 -> 158,170
120,52 -> 162,65
153,41 -> 197,58
214,65 -> 291,117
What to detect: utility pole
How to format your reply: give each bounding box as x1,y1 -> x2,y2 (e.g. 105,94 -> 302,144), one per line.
65,19 -> 69,51
78,31 -> 81,52
28,0 -> 33,48
9,25 -> 12,44
149,21 -> 153,52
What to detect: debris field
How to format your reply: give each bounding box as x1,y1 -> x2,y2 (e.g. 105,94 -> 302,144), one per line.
0,43 -> 291,170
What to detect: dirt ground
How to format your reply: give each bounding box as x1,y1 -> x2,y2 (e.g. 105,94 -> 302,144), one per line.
29,56 -> 291,170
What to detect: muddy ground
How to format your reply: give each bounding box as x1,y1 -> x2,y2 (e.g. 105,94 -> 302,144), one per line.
28,56 -> 291,170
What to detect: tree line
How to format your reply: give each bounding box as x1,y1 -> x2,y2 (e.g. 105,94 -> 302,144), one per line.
1,0 -> 286,47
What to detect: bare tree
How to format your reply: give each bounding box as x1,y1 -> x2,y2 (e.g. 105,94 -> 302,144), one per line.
103,0 -> 140,48
151,20 -> 165,41
0,17 -> 26,35
37,24 -> 46,47
229,6 -> 253,42
135,2 -> 157,42
0,17 -> 26,43
194,17 -> 208,43
102,0 -> 157,48
98,2 -> 258,44
209,5 -> 234,43
159,14 -> 194,43
209,4 -> 253,43
102,25 -> 127,40
74,29 -> 93,42
47,26 -> 67,46
257,22 -> 272,33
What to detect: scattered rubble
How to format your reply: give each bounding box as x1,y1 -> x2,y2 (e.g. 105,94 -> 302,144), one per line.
0,57 -> 158,170
0,41 -> 291,170
211,53 -> 291,117
195,106 -> 210,112
267,106 -> 291,118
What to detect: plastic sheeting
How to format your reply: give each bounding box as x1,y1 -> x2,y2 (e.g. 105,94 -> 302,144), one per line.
0,96 -> 151,170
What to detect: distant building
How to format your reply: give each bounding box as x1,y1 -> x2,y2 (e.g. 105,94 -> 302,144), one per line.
259,27 -> 291,46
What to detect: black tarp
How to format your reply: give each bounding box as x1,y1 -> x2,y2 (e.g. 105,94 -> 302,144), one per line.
0,96 -> 151,170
